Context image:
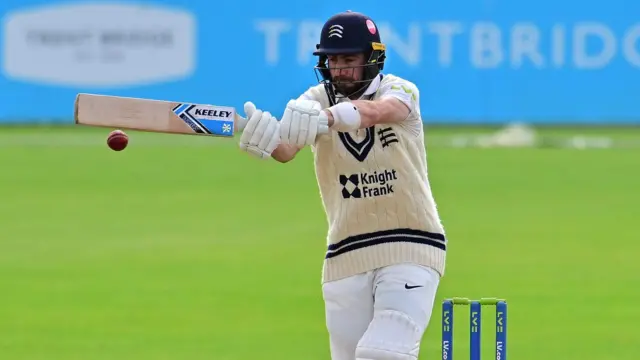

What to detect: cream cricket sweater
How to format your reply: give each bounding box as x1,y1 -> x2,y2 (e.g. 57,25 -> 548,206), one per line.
299,74 -> 447,283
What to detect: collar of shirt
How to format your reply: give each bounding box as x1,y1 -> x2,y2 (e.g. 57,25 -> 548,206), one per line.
335,74 -> 383,104
361,74 -> 383,97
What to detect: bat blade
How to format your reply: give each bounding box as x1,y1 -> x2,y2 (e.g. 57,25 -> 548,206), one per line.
74,93 -> 247,137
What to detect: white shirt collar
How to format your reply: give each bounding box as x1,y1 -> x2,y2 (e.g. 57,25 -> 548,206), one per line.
335,74 -> 383,103
361,74 -> 382,97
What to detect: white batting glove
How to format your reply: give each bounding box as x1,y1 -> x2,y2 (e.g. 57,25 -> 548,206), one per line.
280,99 -> 330,147
239,102 -> 280,159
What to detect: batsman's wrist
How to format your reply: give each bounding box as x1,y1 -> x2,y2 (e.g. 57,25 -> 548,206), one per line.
323,110 -> 334,127
327,103 -> 361,132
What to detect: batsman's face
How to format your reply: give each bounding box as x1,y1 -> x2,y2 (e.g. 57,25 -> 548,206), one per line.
328,53 -> 366,94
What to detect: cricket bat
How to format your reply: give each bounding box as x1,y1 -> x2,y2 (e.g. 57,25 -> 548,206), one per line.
74,93 -> 248,137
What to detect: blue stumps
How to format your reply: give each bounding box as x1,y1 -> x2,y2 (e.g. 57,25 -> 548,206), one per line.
496,301 -> 507,360
443,297 -> 508,360
470,301 -> 481,360
442,299 -> 453,360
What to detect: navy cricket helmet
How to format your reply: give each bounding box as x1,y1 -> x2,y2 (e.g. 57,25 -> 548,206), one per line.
313,11 -> 386,104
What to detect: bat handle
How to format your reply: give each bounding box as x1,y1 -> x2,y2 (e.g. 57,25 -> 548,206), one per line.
234,114 -> 248,133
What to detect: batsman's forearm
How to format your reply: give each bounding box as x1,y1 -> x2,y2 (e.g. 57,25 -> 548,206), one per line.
350,100 -> 381,128
271,143 -> 301,163
324,100 -> 381,130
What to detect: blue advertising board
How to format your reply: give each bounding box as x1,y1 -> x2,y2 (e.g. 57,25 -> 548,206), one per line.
1,0 -> 639,124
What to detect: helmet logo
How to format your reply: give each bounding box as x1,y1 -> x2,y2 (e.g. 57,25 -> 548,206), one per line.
328,25 -> 344,38
366,20 -> 376,35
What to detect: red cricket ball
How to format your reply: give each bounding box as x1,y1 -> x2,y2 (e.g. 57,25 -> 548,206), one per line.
107,130 -> 129,151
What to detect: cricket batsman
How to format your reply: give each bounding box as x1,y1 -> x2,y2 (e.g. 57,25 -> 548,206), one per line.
237,10 -> 447,360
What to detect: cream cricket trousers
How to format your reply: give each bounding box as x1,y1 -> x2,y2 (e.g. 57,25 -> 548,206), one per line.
322,263 -> 440,360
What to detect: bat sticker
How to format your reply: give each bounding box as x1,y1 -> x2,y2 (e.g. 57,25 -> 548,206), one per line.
172,103 -> 235,136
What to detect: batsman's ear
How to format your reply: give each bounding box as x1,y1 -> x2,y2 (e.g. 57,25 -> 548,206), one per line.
243,101 -> 257,118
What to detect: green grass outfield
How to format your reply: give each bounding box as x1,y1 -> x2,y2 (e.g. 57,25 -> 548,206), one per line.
1,125 -> 638,359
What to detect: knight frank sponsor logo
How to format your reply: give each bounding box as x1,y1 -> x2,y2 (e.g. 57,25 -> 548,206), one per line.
339,169 -> 398,199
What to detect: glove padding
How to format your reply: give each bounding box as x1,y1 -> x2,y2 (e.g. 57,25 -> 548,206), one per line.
280,99 -> 329,147
239,102 -> 280,159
